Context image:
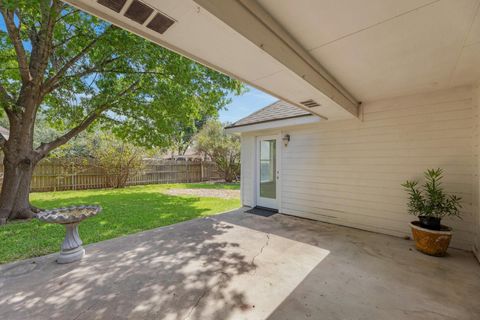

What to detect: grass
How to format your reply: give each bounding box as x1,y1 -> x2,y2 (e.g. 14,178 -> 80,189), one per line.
0,183 -> 240,264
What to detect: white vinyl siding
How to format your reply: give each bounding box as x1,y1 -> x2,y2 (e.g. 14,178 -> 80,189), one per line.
475,84 -> 480,261
241,85 -> 478,251
241,135 -> 255,207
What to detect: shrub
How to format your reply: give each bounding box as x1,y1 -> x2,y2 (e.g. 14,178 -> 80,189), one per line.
195,120 -> 240,182
401,168 -> 462,219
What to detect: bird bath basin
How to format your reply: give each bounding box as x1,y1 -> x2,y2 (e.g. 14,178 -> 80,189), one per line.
35,205 -> 101,264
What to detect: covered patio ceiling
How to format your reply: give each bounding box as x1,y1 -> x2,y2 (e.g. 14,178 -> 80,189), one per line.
66,0 -> 480,120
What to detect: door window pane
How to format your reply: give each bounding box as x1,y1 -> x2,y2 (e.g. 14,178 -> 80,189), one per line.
260,139 -> 276,199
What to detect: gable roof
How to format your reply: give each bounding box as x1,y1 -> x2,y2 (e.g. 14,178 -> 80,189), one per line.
226,100 -> 311,129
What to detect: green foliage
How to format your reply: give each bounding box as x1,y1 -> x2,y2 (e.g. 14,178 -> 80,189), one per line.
43,130 -> 148,188
195,120 -> 240,182
48,131 -> 92,159
170,116 -> 210,156
0,0 -> 244,149
0,113 -> 81,153
401,168 -> 462,219
0,183 -> 240,264
90,133 -> 145,188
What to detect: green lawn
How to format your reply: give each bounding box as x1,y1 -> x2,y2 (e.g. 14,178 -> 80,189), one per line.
0,183 -> 240,264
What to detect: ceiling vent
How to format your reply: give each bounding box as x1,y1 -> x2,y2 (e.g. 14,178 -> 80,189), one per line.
147,13 -> 175,34
97,0 -> 175,35
300,99 -> 321,108
97,0 -> 127,13
124,0 -> 153,24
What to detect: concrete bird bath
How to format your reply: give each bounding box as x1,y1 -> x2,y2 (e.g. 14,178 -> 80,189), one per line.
35,205 -> 101,264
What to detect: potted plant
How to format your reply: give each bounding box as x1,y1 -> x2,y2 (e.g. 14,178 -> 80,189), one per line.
401,168 -> 462,256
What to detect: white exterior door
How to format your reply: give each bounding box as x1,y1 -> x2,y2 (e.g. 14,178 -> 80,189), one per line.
256,135 -> 280,210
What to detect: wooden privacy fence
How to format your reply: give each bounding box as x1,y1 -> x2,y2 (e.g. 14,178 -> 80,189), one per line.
0,159 -> 222,192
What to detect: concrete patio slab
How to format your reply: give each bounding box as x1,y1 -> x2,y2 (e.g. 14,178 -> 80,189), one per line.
1,208 -> 479,319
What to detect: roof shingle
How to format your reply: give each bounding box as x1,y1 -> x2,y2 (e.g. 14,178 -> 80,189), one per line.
227,100 -> 311,128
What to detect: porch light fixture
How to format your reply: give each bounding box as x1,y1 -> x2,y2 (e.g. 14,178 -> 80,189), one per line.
282,134 -> 290,147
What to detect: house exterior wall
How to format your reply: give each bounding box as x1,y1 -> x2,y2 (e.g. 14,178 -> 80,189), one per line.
240,135 -> 256,207
241,85 -> 478,251
475,84 -> 480,261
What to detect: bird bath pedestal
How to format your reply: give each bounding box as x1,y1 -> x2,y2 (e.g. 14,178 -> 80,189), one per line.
35,206 -> 101,264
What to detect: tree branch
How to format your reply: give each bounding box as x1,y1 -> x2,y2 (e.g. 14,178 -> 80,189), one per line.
55,7 -> 78,23
36,80 -> 140,156
0,84 -> 14,111
42,27 -> 112,94
36,108 -> 105,157
16,8 -> 38,46
69,69 -> 167,76
43,57 -> 120,95
29,0 -> 62,84
53,31 -> 84,49
77,57 -> 121,77
0,6 -> 31,83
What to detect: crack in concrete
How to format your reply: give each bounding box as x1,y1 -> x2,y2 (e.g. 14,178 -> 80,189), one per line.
72,300 -> 99,320
183,233 -> 271,318
250,233 -> 270,274
184,288 -> 208,320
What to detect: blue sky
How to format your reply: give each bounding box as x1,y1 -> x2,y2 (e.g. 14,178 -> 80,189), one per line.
219,85 -> 277,124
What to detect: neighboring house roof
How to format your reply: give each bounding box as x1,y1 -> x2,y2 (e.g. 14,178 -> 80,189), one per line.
160,146 -> 208,161
226,100 -> 311,129
0,126 -> 9,140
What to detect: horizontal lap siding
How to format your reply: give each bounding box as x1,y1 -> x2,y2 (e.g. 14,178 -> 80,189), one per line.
241,135 -> 255,206
281,86 -> 477,250
475,85 -> 480,260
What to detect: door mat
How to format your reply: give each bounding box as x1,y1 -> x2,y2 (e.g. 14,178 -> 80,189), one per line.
245,207 -> 278,217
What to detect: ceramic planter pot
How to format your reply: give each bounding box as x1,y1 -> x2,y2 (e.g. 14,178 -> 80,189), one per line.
410,221 -> 452,256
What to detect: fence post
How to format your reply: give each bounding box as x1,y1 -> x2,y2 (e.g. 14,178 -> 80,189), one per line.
72,162 -> 76,191
54,162 -> 57,192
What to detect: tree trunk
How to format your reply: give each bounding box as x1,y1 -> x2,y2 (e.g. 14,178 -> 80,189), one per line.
0,154 -> 37,222
0,101 -> 40,223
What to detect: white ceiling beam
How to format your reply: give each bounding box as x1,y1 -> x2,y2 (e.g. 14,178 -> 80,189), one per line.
194,0 -> 360,117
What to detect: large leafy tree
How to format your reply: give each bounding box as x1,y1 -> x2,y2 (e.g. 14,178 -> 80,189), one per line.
0,0 -> 243,221
170,116 -> 210,156
195,120 -> 240,183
